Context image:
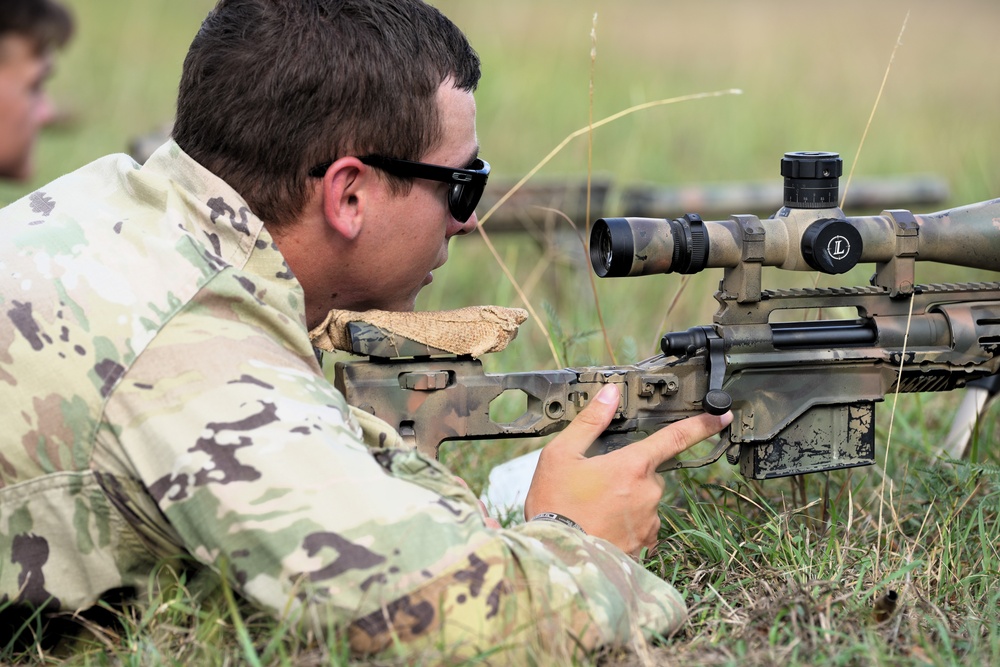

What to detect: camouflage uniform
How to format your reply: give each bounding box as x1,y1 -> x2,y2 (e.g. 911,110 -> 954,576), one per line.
0,142 -> 686,658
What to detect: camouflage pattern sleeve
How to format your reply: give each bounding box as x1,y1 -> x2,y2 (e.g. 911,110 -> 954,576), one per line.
0,142 -> 686,660
102,271 -> 685,658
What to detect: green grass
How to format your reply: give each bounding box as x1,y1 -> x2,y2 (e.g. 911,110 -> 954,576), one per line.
644,455 -> 1000,666
3,0 -> 999,664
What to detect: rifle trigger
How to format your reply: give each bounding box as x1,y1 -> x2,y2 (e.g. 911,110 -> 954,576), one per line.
725,443 -> 740,466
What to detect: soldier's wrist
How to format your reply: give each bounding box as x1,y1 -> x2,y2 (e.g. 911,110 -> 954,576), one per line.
529,512 -> 586,534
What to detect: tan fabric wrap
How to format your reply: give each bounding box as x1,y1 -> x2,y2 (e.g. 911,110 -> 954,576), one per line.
309,305 -> 529,357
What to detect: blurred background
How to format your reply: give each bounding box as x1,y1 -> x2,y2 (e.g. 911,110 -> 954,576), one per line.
10,0 -> 999,202
5,0 -> 997,473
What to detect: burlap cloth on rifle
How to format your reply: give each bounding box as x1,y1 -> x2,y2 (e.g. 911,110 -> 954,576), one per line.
308,305 -> 528,358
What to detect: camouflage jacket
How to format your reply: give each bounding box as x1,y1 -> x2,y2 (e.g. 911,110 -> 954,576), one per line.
0,142 -> 686,659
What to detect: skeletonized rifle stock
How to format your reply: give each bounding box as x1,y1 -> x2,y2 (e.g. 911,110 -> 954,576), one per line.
334,152 -> 1000,479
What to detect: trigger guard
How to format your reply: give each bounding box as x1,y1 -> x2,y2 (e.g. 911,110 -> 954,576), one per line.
585,429 -> 733,474
656,432 -> 732,473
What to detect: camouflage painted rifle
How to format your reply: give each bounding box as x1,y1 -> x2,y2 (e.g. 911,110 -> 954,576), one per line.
333,152 -> 1000,479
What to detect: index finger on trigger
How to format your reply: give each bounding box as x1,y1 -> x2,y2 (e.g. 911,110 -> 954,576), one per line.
638,411 -> 733,469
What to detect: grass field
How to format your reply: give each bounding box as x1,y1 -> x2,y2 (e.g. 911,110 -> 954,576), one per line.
3,0 -> 998,664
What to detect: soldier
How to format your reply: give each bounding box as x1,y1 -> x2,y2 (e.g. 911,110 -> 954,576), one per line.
0,0 -> 72,181
0,0 -> 731,660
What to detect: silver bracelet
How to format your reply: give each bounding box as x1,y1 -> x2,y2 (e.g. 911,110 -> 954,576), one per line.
529,512 -> 586,534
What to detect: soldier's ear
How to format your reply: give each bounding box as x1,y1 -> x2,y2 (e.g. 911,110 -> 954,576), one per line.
320,157 -> 370,241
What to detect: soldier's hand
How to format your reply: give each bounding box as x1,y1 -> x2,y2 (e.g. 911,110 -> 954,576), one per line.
523,383 -> 732,556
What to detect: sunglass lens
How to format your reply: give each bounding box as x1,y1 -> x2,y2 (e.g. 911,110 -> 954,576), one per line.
449,183 -> 484,222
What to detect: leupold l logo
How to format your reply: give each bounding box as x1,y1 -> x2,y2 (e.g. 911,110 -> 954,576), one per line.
827,235 -> 851,261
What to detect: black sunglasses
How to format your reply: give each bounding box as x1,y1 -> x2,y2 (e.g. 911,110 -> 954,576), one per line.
309,155 -> 490,223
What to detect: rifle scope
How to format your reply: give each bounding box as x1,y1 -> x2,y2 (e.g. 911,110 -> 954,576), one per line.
591,152 -> 1000,277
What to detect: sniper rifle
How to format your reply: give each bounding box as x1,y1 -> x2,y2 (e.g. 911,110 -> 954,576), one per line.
333,152 -> 1000,479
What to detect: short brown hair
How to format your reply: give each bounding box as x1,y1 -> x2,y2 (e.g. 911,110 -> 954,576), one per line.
172,0 -> 481,227
0,0 -> 73,57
